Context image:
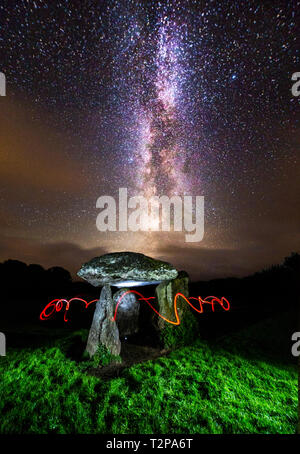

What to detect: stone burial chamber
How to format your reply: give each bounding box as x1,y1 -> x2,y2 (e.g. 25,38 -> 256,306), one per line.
77,251 -> 197,364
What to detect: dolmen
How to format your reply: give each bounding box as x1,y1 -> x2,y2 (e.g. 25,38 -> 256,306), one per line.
77,252 -> 197,363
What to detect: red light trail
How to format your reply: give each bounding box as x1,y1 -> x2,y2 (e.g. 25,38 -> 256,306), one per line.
40,297 -> 98,323
40,291 -> 230,324
113,290 -> 230,325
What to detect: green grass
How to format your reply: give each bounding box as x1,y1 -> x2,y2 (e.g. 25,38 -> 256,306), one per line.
0,315 -> 297,434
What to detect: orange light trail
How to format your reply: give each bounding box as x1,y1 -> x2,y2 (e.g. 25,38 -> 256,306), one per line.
113,290 -> 230,325
40,291 -> 230,324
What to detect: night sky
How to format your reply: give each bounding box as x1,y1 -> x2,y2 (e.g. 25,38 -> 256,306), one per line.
0,0 -> 299,280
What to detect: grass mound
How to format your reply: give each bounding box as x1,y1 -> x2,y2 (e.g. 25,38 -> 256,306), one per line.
0,315 -> 297,434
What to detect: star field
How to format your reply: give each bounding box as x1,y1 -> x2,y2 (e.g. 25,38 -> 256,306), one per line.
0,0 -> 299,278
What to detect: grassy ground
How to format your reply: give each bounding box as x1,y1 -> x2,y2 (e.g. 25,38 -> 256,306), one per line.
0,312 -> 297,434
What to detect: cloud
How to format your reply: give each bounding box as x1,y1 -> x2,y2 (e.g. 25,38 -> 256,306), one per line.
157,238 -> 299,281
0,235 -> 107,277
0,228 -> 298,282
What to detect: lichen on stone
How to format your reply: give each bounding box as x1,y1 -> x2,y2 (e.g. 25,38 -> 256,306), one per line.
77,251 -> 178,286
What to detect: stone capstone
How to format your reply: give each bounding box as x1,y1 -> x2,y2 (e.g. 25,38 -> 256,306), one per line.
77,251 -> 178,287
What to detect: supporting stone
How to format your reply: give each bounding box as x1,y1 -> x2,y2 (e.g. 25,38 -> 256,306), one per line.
113,288 -> 139,337
154,271 -> 198,348
86,284 -> 121,357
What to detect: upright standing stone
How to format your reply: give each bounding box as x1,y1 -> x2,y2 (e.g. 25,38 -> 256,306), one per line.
113,288 -> 139,337
86,284 -> 121,357
154,271 -> 198,347
155,271 -> 189,329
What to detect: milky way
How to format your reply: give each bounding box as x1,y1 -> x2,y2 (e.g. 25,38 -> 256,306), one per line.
1,0 -> 299,278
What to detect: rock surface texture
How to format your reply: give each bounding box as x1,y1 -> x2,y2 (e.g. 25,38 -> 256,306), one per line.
77,251 -> 178,287
86,284 -> 121,357
155,271 -> 190,330
153,271 -> 198,348
112,288 -> 139,337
